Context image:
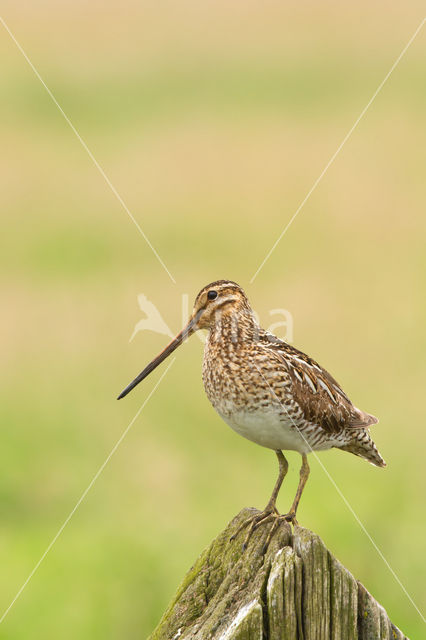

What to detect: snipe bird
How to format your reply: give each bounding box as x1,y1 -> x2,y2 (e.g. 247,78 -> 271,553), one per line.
118,281 -> 385,548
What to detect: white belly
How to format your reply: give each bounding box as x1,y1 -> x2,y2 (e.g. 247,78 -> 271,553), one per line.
217,407 -> 312,453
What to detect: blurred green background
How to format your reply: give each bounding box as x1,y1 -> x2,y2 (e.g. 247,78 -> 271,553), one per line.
1,1 -> 425,637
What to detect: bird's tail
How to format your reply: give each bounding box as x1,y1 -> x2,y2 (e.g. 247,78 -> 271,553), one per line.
338,430 -> 386,468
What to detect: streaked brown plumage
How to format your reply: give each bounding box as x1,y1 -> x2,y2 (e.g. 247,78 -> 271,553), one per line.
118,280 -> 385,547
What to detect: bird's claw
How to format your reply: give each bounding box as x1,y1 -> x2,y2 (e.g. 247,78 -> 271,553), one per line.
282,511 -> 298,526
230,508 -> 297,553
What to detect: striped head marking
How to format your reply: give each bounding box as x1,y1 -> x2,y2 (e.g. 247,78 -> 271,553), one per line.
192,280 -> 250,330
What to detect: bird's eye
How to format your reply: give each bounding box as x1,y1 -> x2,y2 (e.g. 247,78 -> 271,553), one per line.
207,290 -> 218,300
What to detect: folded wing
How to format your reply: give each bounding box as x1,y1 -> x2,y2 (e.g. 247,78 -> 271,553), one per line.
264,339 -> 378,435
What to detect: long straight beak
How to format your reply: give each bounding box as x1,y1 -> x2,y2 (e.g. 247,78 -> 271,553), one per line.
117,313 -> 199,400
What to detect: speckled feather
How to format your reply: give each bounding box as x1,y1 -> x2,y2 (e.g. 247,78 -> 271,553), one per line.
199,281 -> 385,467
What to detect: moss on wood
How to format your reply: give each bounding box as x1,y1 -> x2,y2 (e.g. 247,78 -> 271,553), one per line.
149,509 -> 408,640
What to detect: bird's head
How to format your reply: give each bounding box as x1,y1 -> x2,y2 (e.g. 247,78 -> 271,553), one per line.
117,280 -> 250,399
191,280 -> 250,330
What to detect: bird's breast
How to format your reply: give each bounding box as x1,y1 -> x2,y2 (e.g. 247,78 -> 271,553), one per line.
202,341 -> 312,452
202,346 -> 248,414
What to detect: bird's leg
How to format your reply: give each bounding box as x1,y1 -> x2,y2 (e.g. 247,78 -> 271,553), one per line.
283,453 -> 310,525
263,449 -> 288,513
230,450 -> 288,549
260,454 -> 310,551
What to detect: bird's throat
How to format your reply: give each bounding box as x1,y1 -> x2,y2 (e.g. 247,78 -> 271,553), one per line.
208,309 -> 259,346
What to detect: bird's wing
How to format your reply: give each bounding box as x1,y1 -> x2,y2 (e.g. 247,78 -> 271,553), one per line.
261,336 -> 378,435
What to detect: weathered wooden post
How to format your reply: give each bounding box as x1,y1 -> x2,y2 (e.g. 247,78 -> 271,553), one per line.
149,508 -> 408,640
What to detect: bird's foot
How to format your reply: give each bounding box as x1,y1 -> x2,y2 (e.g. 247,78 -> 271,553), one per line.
230,508 -> 289,553
282,510 -> 298,526
230,509 -> 275,548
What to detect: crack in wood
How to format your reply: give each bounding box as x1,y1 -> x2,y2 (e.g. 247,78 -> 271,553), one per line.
149,508 -> 409,640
